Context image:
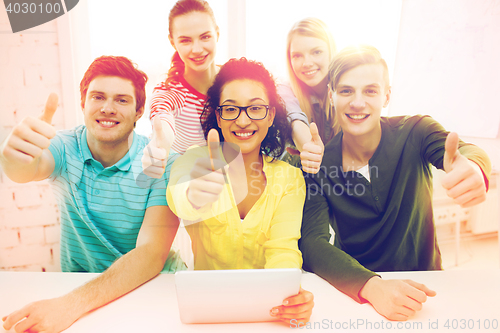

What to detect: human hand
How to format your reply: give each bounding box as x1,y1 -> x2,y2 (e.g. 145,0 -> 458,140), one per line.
359,277 -> 436,321
441,132 -> 486,207
141,117 -> 173,178
2,296 -> 81,333
187,129 -> 226,209
286,123 -> 324,174
270,287 -> 314,327
0,93 -> 57,165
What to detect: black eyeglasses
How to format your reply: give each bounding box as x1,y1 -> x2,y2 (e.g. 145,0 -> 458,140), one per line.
217,104 -> 269,120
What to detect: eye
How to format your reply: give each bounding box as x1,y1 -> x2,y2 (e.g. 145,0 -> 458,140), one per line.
291,53 -> 302,59
338,89 -> 352,95
180,39 -> 190,44
117,98 -> 129,104
313,50 -> 323,55
201,34 -> 211,40
92,95 -> 104,101
249,105 -> 264,112
223,106 -> 238,113
366,89 -> 378,95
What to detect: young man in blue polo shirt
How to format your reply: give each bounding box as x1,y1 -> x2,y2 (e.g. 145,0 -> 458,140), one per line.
300,45 -> 491,321
0,56 -> 184,332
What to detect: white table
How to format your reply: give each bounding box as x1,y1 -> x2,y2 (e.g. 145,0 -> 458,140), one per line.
1,270 -> 499,332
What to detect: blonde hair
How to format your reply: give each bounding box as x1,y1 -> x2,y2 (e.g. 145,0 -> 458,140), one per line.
286,18 -> 339,142
329,44 -> 390,91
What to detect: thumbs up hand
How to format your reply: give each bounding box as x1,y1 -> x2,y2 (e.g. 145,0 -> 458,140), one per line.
295,123 -> 324,174
441,132 -> 486,208
1,93 -> 58,165
141,117 -> 174,178
187,129 -> 226,209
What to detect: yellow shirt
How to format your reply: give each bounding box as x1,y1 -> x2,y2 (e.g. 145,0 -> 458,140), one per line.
167,146 -> 305,270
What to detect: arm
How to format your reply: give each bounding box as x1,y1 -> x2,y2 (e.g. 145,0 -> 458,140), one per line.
300,174 -> 435,321
418,116 -> 491,207
142,84 -> 178,178
0,93 -> 57,183
300,173 -> 377,302
2,205 -> 179,333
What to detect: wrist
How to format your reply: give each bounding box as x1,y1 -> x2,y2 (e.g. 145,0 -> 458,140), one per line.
359,276 -> 381,301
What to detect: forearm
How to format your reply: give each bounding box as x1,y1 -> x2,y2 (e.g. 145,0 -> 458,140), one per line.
301,235 -> 377,303
62,243 -> 166,317
291,120 -> 312,152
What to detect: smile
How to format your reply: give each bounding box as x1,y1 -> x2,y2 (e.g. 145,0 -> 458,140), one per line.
346,114 -> 369,120
97,120 -> 118,126
191,55 -> 208,63
234,131 -> 255,138
303,69 -> 318,76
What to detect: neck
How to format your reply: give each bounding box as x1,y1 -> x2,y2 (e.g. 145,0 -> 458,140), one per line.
341,126 -> 382,167
87,131 -> 134,168
183,63 -> 218,95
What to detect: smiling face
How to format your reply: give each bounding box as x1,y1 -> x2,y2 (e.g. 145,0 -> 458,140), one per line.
83,76 -> 143,148
216,79 -> 275,158
169,11 -> 218,75
331,63 -> 391,140
290,34 -> 330,92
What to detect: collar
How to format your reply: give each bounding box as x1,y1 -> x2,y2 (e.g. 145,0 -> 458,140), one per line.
79,127 -> 137,172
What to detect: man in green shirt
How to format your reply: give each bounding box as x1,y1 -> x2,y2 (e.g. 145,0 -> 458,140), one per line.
300,45 -> 491,321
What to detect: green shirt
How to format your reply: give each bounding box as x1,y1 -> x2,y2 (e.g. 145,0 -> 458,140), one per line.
300,115 -> 491,302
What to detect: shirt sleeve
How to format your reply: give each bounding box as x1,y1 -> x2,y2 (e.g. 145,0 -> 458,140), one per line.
149,82 -> 180,135
300,171 -> 378,303
264,165 -> 305,269
48,132 -> 65,179
277,83 -> 309,125
416,115 -> 492,189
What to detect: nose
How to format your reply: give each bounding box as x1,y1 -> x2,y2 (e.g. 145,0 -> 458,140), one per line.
192,39 -> 203,54
235,109 -> 252,127
100,99 -> 116,114
349,93 -> 366,109
303,54 -> 314,68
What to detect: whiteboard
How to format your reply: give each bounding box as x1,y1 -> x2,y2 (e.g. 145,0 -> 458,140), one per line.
388,0 -> 500,139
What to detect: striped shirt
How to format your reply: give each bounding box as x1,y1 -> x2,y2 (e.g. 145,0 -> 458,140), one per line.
149,77 -> 207,154
48,125 -> 185,273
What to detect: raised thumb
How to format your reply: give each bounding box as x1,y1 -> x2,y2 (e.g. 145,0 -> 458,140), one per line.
39,93 -> 58,124
443,132 -> 460,172
310,122 -> 322,145
207,128 -> 221,170
153,117 -> 169,151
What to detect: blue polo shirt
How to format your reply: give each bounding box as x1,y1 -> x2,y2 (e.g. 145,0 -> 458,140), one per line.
48,125 -> 184,273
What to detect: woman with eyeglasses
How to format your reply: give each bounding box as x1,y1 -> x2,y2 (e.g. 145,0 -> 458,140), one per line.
280,18 -> 339,170
166,58 -> 314,325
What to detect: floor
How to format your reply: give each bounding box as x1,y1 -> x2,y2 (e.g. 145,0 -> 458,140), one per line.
439,233 -> 499,270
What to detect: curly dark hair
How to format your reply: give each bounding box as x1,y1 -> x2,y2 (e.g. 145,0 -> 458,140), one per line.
201,58 -> 291,159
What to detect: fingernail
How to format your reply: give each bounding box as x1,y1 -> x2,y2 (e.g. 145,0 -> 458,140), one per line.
283,300 -> 288,306
271,308 -> 279,314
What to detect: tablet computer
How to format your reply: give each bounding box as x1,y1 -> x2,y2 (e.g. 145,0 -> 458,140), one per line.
174,268 -> 302,324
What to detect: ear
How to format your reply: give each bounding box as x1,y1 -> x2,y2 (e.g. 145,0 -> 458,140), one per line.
216,109 -> 222,128
267,107 -> 276,128
135,107 -> 145,122
383,86 -> 392,108
327,84 -> 334,105
216,26 -> 220,42
168,34 -> 175,49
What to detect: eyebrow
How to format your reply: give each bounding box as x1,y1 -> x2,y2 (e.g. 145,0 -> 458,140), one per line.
337,83 -> 381,89
88,91 -> 133,99
221,97 -> 267,104
178,31 -> 211,39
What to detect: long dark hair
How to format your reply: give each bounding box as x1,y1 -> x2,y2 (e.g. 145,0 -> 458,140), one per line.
201,58 -> 291,160
165,0 -> 218,85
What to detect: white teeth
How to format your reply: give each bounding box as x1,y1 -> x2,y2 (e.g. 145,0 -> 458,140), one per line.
100,121 -> 116,126
304,70 -> 317,75
347,114 -> 368,120
235,132 -> 253,137
193,56 -> 206,61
